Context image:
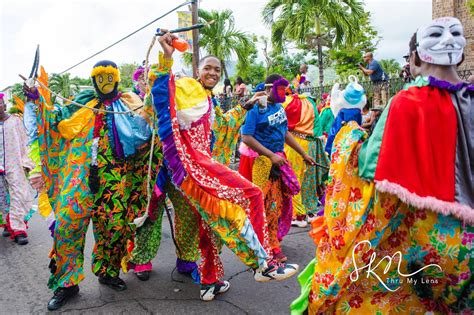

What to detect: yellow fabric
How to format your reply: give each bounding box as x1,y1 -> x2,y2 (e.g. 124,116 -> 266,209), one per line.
301,123 -> 471,314
38,191 -> 53,218
252,156 -> 272,190
285,137 -> 309,216
181,176 -> 247,231
57,99 -> 98,140
120,92 -> 153,125
175,77 -> 208,111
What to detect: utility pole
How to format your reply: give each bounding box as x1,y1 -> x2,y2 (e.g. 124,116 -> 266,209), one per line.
191,0 -> 199,78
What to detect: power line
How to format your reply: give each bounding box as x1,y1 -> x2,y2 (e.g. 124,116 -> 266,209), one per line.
58,0 -> 193,74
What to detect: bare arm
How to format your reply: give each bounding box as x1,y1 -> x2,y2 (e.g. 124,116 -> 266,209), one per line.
358,64 -> 374,76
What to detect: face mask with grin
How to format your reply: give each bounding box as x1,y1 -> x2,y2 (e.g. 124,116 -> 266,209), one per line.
416,17 -> 466,65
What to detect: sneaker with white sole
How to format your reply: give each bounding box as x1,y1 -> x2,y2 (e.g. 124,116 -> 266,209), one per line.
200,280 -> 231,301
254,262 -> 299,282
291,219 -> 308,228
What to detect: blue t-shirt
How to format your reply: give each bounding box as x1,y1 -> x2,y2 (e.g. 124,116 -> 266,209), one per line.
241,103 -> 288,153
368,60 -> 388,82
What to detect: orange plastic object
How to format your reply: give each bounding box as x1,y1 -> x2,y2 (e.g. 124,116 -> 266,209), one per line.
172,38 -> 189,52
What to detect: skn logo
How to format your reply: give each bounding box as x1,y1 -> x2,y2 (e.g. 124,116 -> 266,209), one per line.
350,240 -> 442,292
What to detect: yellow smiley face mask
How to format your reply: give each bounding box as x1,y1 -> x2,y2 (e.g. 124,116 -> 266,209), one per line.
91,61 -> 121,99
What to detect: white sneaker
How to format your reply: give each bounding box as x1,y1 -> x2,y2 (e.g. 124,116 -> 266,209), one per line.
254,262 -> 299,282
291,219 -> 308,228
200,281 -> 231,301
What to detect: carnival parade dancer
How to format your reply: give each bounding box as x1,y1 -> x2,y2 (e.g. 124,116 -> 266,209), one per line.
24,61 -> 157,311
283,93 -> 330,228
127,62 -> 250,281
149,31 -> 299,302
238,74 -> 317,262
324,75 -> 366,156
291,17 -> 473,314
0,93 -> 35,245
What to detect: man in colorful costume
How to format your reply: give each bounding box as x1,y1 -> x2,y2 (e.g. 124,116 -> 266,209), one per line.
24,61 -> 156,310
238,74 -> 316,263
149,32 -> 299,301
291,17 -> 473,314
283,93 -> 330,228
0,93 -> 35,245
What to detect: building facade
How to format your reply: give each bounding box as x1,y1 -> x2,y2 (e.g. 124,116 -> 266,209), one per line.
432,0 -> 473,71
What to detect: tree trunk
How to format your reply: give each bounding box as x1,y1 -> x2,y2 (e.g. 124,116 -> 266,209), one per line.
317,36 -> 324,97
315,18 -> 324,100
222,59 -> 229,79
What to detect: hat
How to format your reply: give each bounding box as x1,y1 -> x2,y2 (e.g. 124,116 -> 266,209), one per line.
330,75 -> 367,117
253,82 -> 265,92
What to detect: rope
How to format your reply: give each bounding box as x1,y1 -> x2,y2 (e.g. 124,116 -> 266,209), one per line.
28,32 -> 160,116
33,79 -> 136,114
58,0 -> 193,74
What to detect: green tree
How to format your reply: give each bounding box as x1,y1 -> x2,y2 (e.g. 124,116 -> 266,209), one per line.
235,34 -> 261,82
10,83 -> 25,104
119,62 -> 140,89
379,59 -> 401,78
72,76 -> 92,86
327,12 -> 379,78
269,51 -> 307,82
263,0 -> 365,91
198,9 -> 253,79
49,73 -> 80,103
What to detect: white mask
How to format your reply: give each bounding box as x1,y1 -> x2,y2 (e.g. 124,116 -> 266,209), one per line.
416,17 -> 466,65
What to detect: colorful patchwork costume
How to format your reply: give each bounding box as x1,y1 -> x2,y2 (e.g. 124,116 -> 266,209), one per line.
127,74 -> 248,276
25,62 -> 156,291
283,94 -> 330,219
148,53 -> 298,293
291,75 -> 474,314
0,105 -> 35,240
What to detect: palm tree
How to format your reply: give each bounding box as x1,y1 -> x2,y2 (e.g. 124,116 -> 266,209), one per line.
49,73 -> 80,103
198,9 -> 253,79
263,0 -> 365,92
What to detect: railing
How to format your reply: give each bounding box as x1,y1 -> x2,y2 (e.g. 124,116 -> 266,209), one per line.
216,69 -> 473,110
299,69 -> 473,103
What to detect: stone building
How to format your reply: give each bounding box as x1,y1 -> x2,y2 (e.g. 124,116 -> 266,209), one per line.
432,0 -> 473,71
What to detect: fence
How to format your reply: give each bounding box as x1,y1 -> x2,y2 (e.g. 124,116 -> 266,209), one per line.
217,69 -> 473,111
299,69 -> 473,103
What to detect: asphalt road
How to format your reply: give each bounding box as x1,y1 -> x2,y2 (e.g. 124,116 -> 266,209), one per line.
0,211 -> 315,314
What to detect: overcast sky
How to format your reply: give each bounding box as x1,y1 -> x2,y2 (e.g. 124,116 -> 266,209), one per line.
0,0 -> 432,88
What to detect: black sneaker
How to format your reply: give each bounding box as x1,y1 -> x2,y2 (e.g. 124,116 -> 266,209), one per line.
14,234 -> 28,245
47,285 -> 79,311
2,228 -> 10,237
135,271 -> 150,281
98,275 -> 127,291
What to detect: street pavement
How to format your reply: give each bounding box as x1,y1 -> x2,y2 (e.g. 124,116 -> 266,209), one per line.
0,212 -> 315,314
